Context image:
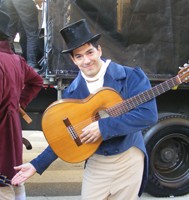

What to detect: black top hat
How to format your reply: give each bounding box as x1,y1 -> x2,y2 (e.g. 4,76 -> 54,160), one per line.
0,10 -> 10,37
60,19 -> 101,53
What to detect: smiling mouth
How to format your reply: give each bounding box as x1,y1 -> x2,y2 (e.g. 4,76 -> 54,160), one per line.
84,64 -> 94,69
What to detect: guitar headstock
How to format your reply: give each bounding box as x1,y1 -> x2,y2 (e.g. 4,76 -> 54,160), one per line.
178,63 -> 189,83
0,174 -> 11,186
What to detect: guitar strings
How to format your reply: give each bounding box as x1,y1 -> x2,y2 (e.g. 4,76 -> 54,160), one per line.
71,76 -> 179,135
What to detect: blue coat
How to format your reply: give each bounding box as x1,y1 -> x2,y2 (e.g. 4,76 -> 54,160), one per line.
31,60 -> 158,196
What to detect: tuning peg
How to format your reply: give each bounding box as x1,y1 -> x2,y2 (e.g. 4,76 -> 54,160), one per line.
179,63 -> 189,70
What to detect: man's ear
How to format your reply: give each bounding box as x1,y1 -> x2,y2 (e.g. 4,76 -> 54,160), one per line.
97,45 -> 102,57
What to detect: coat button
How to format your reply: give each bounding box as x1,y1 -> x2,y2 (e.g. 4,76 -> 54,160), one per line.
115,149 -> 119,153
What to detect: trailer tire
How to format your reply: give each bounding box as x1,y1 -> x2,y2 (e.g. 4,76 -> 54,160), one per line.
143,113 -> 189,197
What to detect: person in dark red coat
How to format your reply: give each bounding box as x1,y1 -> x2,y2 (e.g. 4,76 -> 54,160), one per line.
0,10 -> 43,200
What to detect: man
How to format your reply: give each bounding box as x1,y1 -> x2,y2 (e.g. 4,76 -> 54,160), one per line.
12,19 -> 158,200
1,0 -> 40,71
0,10 -> 43,199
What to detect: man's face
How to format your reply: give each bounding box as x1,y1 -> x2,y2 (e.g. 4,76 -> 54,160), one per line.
71,43 -> 103,78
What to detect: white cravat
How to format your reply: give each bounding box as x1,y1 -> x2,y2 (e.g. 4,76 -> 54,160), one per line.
81,59 -> 111,93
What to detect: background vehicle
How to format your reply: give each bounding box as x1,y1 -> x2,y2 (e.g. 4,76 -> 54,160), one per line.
21,0 -> 189,197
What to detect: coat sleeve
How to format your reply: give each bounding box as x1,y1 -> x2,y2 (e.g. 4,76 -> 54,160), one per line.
30,145 -> 58,174
99,67 -> 158,140
19,57 -> 43,108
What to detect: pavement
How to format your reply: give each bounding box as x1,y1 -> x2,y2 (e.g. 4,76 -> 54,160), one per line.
22,131 -> 189,200
26,193 -> 189,200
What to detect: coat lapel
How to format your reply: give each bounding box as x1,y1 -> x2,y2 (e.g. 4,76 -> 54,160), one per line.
64,72 -> 90,99
103,62 -> 127,93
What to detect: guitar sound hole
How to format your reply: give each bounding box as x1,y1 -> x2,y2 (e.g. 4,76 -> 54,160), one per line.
96,110 -> 110,120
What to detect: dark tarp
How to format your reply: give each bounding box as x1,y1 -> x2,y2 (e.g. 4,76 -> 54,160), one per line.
44,0 -> 189,80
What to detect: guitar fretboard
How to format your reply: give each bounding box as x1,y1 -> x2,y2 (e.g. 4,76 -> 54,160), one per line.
106,75 -> 181,117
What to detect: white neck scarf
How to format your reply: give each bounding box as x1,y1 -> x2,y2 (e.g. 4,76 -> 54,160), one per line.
81,59 -> 111,93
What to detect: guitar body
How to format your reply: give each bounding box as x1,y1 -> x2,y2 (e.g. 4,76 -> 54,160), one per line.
42,87 -> 123,163
42,65 -> 189,163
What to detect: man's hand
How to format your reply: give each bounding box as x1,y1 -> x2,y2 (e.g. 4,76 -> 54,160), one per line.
11,163 -> 36,185
34,0 -> 43,8
80,121 -> 102,144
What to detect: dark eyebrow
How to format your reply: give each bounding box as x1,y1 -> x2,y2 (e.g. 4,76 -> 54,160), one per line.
86,47 -> 95,53
74,47 -> 95,57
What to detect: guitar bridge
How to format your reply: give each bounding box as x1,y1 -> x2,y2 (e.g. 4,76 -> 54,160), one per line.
63,118 -> 82,146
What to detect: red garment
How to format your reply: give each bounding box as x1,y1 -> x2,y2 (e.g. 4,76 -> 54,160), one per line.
0,40 -> 43,179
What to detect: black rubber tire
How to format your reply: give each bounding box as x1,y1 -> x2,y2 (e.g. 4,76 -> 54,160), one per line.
143,113 -> 189,197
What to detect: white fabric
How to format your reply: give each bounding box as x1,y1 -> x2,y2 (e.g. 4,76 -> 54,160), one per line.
81,59 -> 111,93
0,184 -> 26,200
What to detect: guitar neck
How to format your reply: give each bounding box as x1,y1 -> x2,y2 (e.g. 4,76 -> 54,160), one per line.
107,75 -> 181,116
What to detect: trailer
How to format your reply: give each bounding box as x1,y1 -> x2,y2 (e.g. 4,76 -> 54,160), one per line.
21,0 -> 189,197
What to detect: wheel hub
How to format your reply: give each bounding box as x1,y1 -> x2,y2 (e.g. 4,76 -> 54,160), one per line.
161,147 -> 177,163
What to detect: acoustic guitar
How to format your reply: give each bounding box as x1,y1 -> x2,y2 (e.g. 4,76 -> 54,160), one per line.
42,64 -> 189,163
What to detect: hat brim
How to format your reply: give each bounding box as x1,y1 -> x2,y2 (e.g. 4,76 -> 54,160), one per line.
61,34 -> 101,54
